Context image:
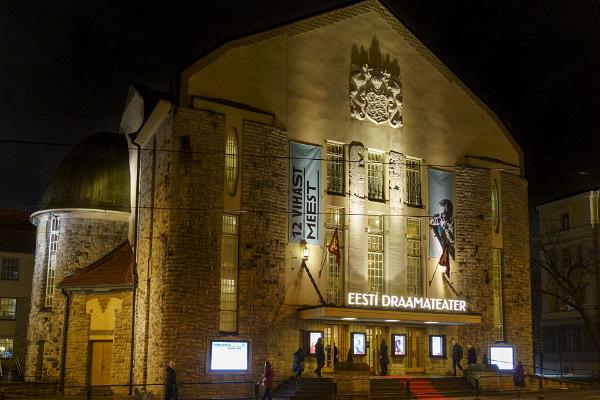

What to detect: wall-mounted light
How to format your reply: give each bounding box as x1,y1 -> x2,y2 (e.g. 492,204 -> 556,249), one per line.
302,241 -> 310,260
341,317 -> 357,320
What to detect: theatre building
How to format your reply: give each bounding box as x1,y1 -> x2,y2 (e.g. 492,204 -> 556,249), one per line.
25,0 -> 532,397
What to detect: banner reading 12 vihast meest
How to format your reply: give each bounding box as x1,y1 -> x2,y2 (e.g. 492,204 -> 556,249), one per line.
289,142 -> 322,245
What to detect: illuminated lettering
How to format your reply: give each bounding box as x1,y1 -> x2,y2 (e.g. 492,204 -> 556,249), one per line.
348,293 -> 355,305
346,292 -> 468,313
413,297 -> 423,308
459,300 -> 466,312
391,296 -> 399,307
382,295 -> 390,306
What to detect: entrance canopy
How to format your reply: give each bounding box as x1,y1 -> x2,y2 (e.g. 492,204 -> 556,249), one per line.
298,306 -> 481,325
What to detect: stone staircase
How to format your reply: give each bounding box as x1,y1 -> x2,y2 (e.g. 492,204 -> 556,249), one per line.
369,377 -> 406,399
272,377 -> 335,399
403,377 -> 475,399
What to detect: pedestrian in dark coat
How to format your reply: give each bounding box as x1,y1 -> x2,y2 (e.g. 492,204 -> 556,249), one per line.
513,361 -> 525,388
314,337 -> 325,377
451,341 -> 464,376
467,344 -> 477,365
379,339 -> 389,376
165,361 -> 179,400
292,348 -> 305,384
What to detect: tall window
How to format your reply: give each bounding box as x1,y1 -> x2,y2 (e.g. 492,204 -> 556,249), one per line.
0,298 -> 16,320
0,337 -> 13,358
492,249 -> 503,341
491,180 -> 500,233
225,128 -> 239,195
367,151 -> 384,201
325,207 -> 344,304
560,212 -> 570,231
327,142 -> 345,195
406,158 -> 421,207
406,218 -> 422,297
368,214 -> 384,294
1,257 -> 19,280
45,216 -> 60,308
220,214 -> 239,332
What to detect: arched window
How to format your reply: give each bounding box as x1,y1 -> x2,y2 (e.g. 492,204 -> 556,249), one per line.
225,128 -> 239,195
491,180 -> 500,233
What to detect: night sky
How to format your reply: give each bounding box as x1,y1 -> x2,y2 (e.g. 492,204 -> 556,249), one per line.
2,0 -> 600,212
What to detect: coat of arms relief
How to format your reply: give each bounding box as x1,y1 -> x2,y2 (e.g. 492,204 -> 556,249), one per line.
349,37 -> 403,128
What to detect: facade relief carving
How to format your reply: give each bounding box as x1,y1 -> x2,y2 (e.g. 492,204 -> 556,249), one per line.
350,37 -> 402,128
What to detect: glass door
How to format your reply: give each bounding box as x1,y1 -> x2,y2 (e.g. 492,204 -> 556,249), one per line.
405,328 -> 426,373
366,327 -> 385,374
323,325 -> 344,373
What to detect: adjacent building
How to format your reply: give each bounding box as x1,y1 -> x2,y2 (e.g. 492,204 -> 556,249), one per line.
0,209 -> 35,380
25,1 -> 533,397
533,191 -> 600,375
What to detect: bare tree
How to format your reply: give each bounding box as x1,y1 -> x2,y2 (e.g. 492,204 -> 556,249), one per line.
533,235 -> 600,360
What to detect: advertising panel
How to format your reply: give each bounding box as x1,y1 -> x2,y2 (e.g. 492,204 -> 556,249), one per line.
289,142 -> 322,244
428,169 -> 455,275
209,340 -> 249,372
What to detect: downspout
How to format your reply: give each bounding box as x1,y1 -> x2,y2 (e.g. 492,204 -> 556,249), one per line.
59,289 -> 70,393
128,134 -> 142,395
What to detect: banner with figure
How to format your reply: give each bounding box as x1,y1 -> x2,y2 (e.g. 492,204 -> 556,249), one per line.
289,142 -> 322,244
428,169 -> 455,276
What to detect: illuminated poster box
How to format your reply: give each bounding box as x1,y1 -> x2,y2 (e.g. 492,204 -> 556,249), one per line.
308,331 -> 323,355
391,334 -> 406,356
429,335 -> 446,358
490,345 -> 514,370
352,332 -> 366,355
209,340 -> 249,372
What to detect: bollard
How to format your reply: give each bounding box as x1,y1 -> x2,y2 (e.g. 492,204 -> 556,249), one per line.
87,385 -> 92,400
254,382 -> 259,400
406,380 -> 410,399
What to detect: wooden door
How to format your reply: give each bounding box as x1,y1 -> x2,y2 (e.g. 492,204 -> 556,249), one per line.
90,341 -> 113,386
405,328 -> 426,373
323,325 -> 344,373
366,327 -> 384,374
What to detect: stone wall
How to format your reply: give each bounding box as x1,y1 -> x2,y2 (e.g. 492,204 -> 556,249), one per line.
25,213 -> 128,383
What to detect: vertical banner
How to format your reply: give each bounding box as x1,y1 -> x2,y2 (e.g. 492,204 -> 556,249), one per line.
428,169 -> 455,274
289,142 -> 322,244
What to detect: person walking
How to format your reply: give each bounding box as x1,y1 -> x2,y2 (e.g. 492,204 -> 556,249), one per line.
293,348 -> 305,385
314,337 -> 325,377
513,361 -> 525,388
467,344 -> 477,365
165,361 -> 179,400
451,341 -> 463,376
261,360 -> 274,400
379,339 -> 389,376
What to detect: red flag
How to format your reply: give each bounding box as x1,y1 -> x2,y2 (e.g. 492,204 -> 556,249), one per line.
328,227 -> 341,265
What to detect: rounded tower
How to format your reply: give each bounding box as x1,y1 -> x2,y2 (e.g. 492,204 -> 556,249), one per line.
26,132 -> 131,389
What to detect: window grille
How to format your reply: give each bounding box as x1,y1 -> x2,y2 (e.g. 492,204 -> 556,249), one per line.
45,216 -> 60,308
325,207 -> 344,304
220,214 -> 239,332
406,218 -> 422,297
327,142 -> 345,195
225,128 -> 239,195
367,151 -> 384,201
492,248 -> 503,341
406,159 -> 421,207
0,298 -> 16,320
368,214 -> 384,294
1,257 -> 19,280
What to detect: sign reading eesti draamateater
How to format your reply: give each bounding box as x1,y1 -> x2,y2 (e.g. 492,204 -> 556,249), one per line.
348,292 -> 467,312
289,142 -> 322,244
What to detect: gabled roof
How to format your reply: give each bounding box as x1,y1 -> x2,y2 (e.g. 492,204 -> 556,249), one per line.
58,242 -> 133,291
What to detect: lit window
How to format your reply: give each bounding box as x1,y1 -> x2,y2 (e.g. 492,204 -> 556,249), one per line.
225,128 -> 239,196
0,298 -> 16,320
45,216 -> 60,308
492,249 -> 503,341
325,206 -> 344,304
367,151 -> 384,201
220,214 -> 239,332
406,158 -> 421,207
327,142 -> 345,195
368,214 -> 384,294
491,180 -> 500,233
1,257 -> 19,280
407,218 -> 422,297
0,337 -> 14,358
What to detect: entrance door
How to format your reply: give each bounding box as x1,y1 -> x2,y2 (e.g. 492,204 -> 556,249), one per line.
323,325 -> 345,373
90,341 -> 113,386
366,327 -> 385,374
405,328 -> 426,373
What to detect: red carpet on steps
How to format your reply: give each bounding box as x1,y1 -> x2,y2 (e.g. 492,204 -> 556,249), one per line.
400,377 -> 448,400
